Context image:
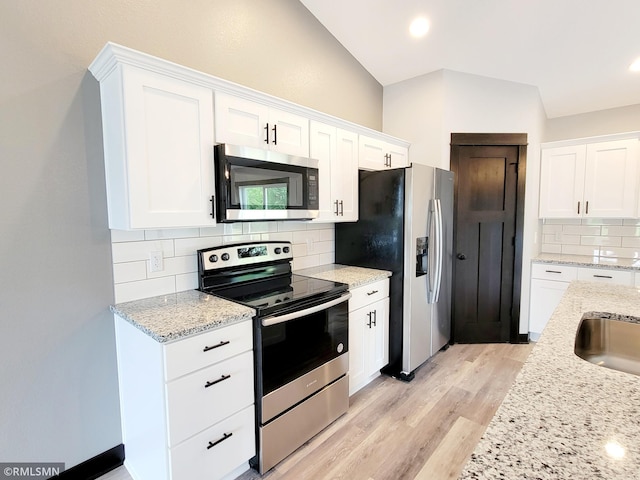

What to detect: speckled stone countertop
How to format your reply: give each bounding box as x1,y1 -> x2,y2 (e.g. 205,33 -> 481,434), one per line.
294,264 -> 391,288
460,281 -> 640,479
534,252 -> 640,271
110,290 -> 255,343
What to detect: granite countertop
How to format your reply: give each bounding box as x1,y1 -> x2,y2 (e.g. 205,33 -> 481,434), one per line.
534,252 -> 640,271
110,290 -> 255,343
460,281 -> 640,479
294,264 -> 392,288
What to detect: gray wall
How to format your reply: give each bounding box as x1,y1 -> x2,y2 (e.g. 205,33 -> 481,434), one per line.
0,0 -> 382,469
545,104 -> 640,141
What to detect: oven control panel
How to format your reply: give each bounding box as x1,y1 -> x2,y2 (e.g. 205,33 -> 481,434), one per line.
198,241 -> 293,271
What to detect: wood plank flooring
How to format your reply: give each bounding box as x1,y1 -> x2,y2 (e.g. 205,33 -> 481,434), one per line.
97,342 -> 533,480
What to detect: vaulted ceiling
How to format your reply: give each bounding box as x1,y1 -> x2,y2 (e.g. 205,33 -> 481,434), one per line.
301,0 -> 640,118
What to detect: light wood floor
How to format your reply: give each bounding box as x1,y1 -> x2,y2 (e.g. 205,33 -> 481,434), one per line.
98,342 -> 533,480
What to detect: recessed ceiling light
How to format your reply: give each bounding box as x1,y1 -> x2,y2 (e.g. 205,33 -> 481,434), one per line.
409,17 -> 430,38
630,57 -> 640,72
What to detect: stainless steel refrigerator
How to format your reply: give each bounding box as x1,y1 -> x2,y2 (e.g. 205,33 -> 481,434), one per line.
335,163 -> 453,381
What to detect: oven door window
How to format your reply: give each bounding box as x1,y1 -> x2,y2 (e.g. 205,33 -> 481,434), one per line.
261,302 -> 348,396
230,163 -> 304,210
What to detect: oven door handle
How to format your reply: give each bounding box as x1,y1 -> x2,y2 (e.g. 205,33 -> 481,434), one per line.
261,292 -> 352,327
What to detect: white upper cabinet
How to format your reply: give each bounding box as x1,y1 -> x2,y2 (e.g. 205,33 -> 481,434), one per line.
215,92 -> 309,157
539,137 -> 639,218
359,135 -> 409,170
94,64 -> 215,230
310,122 -> 358,222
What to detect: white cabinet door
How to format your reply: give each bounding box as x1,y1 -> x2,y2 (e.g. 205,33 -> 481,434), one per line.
101,65 -> 215,229
335,129 -> 359,222
369,297 -> 389,375
583,139 -> 639,218
359,135 -> 409,170
310,123 -> 359,222
539,138 -> 640,219
215,92 -> 309,157
268,107 -> 310,157
214,92 -> 269,149
348,283 -> 390,396
529,278 -> 570,337
538,145 -> 586,218
310,122 -> 337,222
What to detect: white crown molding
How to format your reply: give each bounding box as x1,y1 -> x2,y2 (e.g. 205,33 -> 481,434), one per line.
88,42 -> 410,147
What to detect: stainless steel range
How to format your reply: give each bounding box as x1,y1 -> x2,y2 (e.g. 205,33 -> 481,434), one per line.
197,241 -> 350,473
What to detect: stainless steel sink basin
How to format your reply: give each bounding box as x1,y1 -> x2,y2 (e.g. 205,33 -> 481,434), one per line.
574,315 -> 640,377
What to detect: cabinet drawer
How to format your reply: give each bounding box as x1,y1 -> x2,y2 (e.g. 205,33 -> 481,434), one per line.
170,405 -> 255,480
349,279 -> 389,312
164,321 -> 252,381
577,267 -> 633,286
166,350 -> 254,446
531,263 -> 578,282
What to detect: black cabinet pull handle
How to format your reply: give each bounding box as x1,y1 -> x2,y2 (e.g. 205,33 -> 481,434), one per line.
339,200 -> 344,216
593,274 -> 613,279
545,270 -> 562,274
203,340 -> 230,352
272,124 -> 277,144
205,374 -> 231,388
264,123 -> 269,144
207,432 -> 233,450
210,195 -> 215,219
366,312 -> 372,328
577,201 -> 580,214
366,290 -> 379,296
372,309 -> 377,326
334,200 -> 339,216
586,201 -> 589,215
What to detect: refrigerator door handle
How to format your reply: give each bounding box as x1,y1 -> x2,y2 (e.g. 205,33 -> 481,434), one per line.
432,198 -> 444,303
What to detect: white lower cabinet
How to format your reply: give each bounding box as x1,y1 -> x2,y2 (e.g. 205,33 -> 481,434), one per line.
114,318 -> 255,480
348,279 -> 390,396
529,262 -> 634,340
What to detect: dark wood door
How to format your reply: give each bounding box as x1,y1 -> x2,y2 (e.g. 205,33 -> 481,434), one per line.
451,144 -> 519,343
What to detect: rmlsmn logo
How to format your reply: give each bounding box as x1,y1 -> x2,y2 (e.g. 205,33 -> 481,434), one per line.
1,462 -> 65,479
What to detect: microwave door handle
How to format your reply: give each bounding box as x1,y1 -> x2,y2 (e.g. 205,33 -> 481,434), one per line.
261,292 -> 352,327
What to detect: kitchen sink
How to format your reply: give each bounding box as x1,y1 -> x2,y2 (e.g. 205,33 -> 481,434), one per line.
574,314 -> 640,377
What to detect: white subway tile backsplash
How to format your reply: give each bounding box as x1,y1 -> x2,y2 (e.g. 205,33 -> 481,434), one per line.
601,225 -> 640,236
111,229 -> 145,243
579,236 -> 622,247
543,218 -> 581,225
111,222 -> 336,302
560,245 -> 599,256
147,255 -> 197,279
114,276 -> 176,303
541,244 -> 562,254
174,236 -> 222,256
113,261 -> 147,284
541,218 -> 640,261
144,228 -> 200,240
580,218 -> 623,226
599,246 -> 640,259
175,272 -> 199,292
561,225 -> 601,236
111,239 -> 175,263
622,236 -> 640,248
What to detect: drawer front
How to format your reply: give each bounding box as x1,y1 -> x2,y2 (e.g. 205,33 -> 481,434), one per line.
164,320 -> 252,381
531,263 -> 577,282
577,267 -> 633,286
170,405 -> 255,480
166,350 -> 254,447
349,279 -> 389,312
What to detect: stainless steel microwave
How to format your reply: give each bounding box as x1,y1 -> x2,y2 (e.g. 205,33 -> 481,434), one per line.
213,144 -> 319,222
